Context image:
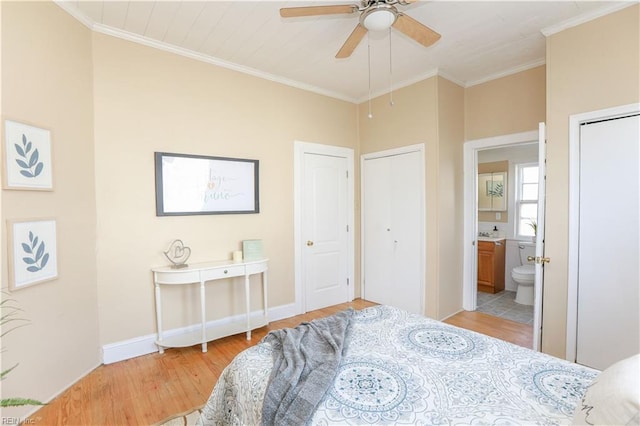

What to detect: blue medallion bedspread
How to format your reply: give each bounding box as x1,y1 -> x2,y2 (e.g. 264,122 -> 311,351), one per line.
197,305 -> 599,425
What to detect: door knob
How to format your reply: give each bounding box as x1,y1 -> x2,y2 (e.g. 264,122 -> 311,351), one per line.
528,256 -> 551,264
307,240 -> 314,246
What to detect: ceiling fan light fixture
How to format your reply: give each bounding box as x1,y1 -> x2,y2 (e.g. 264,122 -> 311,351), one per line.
361,5 -> 397,31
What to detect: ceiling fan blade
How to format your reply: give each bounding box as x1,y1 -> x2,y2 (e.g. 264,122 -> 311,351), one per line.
280,5 -> 357,18
336,24 -> 368,59
392,13 -> 441,48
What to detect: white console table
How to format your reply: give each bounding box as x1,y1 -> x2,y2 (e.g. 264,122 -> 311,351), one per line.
151,258 -> 268,353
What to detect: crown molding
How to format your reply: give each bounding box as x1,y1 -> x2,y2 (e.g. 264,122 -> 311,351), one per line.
465,59 -> 546,88
54,0 -> 93,29
437,70 -> 466,88
541,1 -> 638,36
92,23 -> 358,104
54,0 -> 635,104
355,68 -> 440,104
54,1 -> 358,104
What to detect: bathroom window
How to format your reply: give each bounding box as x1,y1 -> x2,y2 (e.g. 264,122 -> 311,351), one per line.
516,163 -> 539,239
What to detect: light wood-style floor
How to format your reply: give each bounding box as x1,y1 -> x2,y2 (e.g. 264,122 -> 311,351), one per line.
29,299 -> 532,425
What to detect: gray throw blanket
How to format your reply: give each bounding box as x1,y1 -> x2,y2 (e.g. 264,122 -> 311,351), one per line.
260,308 -> 355,426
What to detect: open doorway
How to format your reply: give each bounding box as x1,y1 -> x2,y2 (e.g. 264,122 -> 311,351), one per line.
475,144 -> 538,325
462,129 -> 543,350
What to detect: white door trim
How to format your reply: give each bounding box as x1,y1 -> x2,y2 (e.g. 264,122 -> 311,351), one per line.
360,143 -> 426,313
294,141 -> 355,314
463,130 -> 539,313
533,123 -> 547,352
566,102 -> 640,362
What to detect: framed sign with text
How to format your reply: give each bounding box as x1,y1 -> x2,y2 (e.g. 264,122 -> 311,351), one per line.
154,152 -> 259,216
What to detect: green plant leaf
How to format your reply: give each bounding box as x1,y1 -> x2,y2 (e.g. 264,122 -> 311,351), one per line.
0,298 -> 24,313
1,398 -> 45,407
0,291 -> 39,406
0,309 -> 25,322
0,321 -> 28,338
1,364 -> 18,380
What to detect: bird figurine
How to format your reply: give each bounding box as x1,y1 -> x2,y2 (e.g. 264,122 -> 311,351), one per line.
163,239 -> 191,268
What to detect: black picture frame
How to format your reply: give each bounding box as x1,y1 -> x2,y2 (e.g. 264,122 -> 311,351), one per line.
154,152 -> 259,216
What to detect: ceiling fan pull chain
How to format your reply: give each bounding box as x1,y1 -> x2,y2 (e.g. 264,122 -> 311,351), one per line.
368,32 -> 373,119
389,27 -> 394,107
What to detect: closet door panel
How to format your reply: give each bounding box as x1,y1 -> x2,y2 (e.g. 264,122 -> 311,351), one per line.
363,157 -> 393,305
577,114 -> 639,370
363,150 -> 423,314
388,152 -> 423,313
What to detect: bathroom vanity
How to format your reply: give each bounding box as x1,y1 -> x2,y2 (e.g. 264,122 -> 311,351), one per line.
477,238 -> 505,293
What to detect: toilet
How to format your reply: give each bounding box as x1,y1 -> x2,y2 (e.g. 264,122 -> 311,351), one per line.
512,243 -> 535,305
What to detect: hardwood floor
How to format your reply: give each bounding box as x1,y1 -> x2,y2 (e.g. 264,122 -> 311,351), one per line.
444,310 -> 533,348
29,299 -> 532,425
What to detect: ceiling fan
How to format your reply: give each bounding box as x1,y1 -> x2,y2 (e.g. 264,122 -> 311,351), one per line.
280,0 -> 441,58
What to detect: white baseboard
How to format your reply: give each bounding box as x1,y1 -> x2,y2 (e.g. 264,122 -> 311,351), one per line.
440,308 -> 465,322
102,303 -> 299,364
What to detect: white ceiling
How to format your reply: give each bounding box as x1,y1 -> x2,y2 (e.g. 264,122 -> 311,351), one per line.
56,1 -> 633,103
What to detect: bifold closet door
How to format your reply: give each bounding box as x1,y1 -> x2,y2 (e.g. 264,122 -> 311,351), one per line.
363,150 -> 423,314
576,114 -> 639,370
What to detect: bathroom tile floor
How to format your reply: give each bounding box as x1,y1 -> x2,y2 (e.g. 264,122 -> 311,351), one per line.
477,290 -> 534,325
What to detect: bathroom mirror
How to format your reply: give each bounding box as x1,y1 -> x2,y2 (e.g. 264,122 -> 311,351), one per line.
478,172 -> 507,211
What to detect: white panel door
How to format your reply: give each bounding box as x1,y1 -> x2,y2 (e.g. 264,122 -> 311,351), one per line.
363,149 -> 423,314
577,114 -> 640,370
303,153 -> 349,311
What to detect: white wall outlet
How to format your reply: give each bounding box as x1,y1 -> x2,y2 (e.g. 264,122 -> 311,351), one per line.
496,212 -> 501,220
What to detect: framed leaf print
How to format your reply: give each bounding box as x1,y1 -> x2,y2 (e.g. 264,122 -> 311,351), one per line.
7,219 -> 58,290
3,120 -> 53,190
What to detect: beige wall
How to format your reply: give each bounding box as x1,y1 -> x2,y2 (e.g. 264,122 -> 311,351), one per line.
358,76 -> 465,320
543,4 -> 639,357
465,65 -> 546,141
1,1 -> 100,418
435,77 -> 465,318
92,34 -> 358,344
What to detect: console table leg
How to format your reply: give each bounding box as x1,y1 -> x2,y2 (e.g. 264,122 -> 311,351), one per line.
245,274 -> 251,340
201,280 -> 207,352
154,281 -> 164,354
263,270 -> 269,324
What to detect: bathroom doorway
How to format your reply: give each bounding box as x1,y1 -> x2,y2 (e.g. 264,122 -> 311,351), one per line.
462,129 -> 545,351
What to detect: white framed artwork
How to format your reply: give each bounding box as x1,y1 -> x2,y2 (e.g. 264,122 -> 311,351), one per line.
3,119 -> 53,190
7,218 -> 58,290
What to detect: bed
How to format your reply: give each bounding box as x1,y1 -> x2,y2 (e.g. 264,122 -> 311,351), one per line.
196,305 -> 604,425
